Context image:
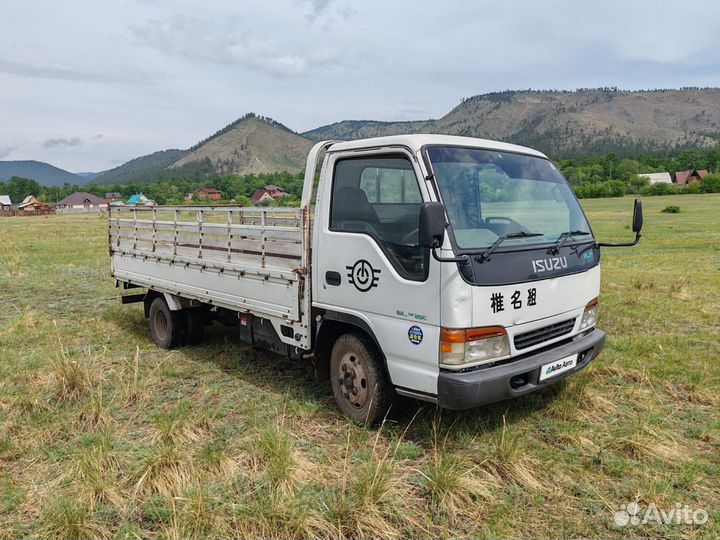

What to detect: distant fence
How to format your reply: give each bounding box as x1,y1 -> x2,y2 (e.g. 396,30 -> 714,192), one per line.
55,207 -> 108,215
0,209 -> 55,217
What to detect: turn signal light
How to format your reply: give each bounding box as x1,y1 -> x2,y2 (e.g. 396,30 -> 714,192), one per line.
440,326 -> 510,367
580,297 -> 599,330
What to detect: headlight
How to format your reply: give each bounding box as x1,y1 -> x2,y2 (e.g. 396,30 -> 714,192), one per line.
579,297 -> 599,330
440,326 -> 511,367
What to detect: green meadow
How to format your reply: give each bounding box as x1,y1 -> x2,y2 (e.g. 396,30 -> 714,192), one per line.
0,194 -> 718,539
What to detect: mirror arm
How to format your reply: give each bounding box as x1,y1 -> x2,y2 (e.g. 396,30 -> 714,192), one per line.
431,247 -> 469,263
596,231 -> 641,248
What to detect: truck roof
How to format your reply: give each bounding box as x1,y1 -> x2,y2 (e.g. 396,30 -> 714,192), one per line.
327,134 -> 548,159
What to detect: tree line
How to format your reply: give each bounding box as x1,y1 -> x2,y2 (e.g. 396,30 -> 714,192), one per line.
0,171 -> 305,207
557,148 -> 720,198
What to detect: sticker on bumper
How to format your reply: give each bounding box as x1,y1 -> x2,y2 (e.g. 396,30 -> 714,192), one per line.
539,354 -> 578,381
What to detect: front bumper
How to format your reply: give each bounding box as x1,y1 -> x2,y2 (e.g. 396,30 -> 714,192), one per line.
437,328 -> 605,410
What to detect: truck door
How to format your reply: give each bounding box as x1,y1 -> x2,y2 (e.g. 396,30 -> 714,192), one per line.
314,149 -> 441,395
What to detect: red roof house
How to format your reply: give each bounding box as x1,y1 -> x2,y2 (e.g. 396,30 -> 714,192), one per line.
250,185 -> 289,204
195,188 -> 223,201
674,169 -> 708,185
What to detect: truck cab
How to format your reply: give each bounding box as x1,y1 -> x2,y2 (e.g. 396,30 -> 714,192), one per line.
309,135 -> 640,422
111,134 -> 642,424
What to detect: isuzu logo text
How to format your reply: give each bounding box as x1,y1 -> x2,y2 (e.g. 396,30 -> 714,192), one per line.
531,256 -> 568,273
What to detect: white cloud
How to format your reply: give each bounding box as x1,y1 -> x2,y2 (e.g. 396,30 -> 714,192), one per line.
0,59 -> 132,83
43,137 -> 83,149
129,13 -> 345,77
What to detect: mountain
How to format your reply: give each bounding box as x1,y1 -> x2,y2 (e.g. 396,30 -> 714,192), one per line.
304,88 -> 720,156
303,119 -> 434,142
83,89 -> 720,186
94,149 -> 187,185
170,113 -> 313,176
75,171 -> 104,181
0,160 -> 86,186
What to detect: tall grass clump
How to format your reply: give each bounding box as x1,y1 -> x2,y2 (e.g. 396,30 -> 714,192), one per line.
42,498 -> 111,540
50,338 -> 93,402
325,428 -> 401,538
419,416 -> 493,516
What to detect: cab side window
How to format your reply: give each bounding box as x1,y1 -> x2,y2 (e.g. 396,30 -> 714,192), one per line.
330,155 -> 427,280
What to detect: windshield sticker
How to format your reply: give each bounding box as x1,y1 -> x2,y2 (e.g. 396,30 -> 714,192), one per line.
491,287 -> 537,313
583,251 -> 593,261
347,260 -> 380,292
408,325 -> 423,345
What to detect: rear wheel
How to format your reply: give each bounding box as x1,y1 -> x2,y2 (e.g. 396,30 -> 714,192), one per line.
330,333 -> 395,425
148,297 -> 186,349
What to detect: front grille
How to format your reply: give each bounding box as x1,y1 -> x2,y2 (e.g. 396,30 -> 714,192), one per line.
513,318 -> 576,350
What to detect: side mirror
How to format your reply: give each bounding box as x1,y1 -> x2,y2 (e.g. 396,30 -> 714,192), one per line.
419,202 -> 447,248
597,198 -> 643,248
632,198 -> 643,233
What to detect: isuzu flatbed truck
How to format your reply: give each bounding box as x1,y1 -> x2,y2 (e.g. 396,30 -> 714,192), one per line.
110,135 -> 642,423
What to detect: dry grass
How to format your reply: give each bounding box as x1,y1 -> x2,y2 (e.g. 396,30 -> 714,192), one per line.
133,443 -> 195,497
0,197 -> 719,539
418,417 -> 494,517
2,252 -> 28,277
62,432 -> 124,509
42,498 -> 112,540
251,416 -> 299,492
49,346 -> 94,402
325,429 -> 403,539
118,346 -> 153,406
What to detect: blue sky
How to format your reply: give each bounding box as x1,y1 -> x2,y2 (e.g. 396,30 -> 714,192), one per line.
1,0 -> 719,171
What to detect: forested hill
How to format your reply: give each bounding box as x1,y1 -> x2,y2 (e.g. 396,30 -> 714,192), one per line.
304,88 -> 720,157
94,149 -> 187,185
93,114 -> 313,185
0,160 -> 85,186
169,113 -> 312,177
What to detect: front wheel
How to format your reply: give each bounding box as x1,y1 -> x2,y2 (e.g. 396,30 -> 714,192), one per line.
330,333 -> 395,425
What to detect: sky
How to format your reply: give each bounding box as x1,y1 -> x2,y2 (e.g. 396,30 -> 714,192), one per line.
2,0 -> 720,172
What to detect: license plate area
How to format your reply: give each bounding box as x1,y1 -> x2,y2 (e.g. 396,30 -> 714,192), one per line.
539,354 -> 578,381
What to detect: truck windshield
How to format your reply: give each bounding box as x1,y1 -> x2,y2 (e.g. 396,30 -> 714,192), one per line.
426,146 -> 592,251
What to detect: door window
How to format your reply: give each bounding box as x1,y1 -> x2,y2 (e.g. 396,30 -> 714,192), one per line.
330,155 -> 427,280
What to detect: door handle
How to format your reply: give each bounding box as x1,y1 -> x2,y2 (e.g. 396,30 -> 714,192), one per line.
325,271 -> 341,286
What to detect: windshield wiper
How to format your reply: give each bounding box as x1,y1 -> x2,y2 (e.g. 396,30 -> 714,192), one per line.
476,231 -> 544,263
548,230 -> 591,255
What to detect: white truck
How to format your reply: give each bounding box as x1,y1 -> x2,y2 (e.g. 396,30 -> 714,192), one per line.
110,135 -> 642,423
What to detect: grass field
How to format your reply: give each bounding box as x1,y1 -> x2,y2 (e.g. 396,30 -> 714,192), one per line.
0,194 -> 718,539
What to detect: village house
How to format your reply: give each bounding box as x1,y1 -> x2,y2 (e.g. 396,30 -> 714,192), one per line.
639,172 -> 672,184
127,193 -> 156,206
195,187 -> 223,201
17,195 -> 53,215
0,195 -> 11,211
105,192 -> 123,203
250,184 -> 289,205
674,169 -> 708,185
55,192 -> 109,214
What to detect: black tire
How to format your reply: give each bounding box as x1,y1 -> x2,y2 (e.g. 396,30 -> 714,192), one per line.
330,333 -> 395,425
148,297 -> 186,349
184,308 -> 206,345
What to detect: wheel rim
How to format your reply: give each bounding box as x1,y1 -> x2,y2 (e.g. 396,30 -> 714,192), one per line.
337,350 -> 369,409
154,308 -> 168,341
